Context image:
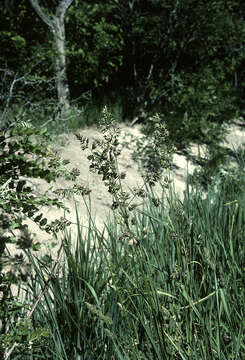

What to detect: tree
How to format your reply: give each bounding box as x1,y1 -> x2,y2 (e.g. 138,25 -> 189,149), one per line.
29,0 -> 73,114
65,1 -> 124,96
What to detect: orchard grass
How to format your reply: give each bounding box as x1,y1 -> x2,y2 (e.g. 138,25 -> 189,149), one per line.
20,173 -> 245,359
3,109 -> 245,359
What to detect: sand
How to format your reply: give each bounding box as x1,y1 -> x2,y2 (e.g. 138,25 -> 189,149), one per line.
6,120 -> 245,259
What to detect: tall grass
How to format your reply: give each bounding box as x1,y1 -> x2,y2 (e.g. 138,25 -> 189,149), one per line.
17,170 -> 245,360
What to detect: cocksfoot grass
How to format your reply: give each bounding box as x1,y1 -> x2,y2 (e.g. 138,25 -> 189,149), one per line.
15,180 -> 245,359
4,110 -> 245,359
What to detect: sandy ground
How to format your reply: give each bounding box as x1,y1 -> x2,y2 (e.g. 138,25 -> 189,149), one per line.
9,120 -> 245,259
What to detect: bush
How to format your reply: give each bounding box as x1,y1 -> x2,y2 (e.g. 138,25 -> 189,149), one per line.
141,63 -> 236,150
0,118 -> 84,357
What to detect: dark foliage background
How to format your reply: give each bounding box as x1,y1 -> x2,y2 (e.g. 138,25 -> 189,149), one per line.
1,0 -> 245,146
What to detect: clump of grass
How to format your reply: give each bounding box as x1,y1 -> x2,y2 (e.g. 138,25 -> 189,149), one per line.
10,109 -> 245,359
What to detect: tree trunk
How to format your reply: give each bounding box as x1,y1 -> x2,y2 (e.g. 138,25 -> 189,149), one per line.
53,14 -> 70,112
29,0 -> 73,114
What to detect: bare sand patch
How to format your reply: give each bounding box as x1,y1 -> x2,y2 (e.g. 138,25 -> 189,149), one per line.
7,121 -> 245,260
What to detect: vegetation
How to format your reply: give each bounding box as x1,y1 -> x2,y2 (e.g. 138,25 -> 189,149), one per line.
1,0 -> 245,358
0,117 -> 88,359
1,109 -> 244,359
23,176 -> 245,359
1,0 -> 245,145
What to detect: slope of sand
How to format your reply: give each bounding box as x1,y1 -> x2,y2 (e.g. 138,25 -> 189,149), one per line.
10,120 -> 245,257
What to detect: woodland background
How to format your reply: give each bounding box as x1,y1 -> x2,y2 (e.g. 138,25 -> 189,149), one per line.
1,0 -> 245,147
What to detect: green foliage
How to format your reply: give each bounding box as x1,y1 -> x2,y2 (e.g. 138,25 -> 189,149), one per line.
161,64 -> 235,148
1,107 -> 244,358
66,1 -> 124,94
20,160 -> 245,359
25,217 -> 111,359
0,2 -> 53,73
76,108 -> 173,233
0,118 -> 83,358
129,113 -> 174,185
114,0 -> 245,148
115,0 -> 244,108
1,319 -> 50,357
2,0 -> 245,150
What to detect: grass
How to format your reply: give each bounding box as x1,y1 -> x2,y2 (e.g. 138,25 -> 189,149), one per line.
3,108 -> 245,359
8,169 -> 244,359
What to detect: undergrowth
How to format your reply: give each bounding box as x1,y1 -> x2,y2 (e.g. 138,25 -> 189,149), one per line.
1,108 -> 245,359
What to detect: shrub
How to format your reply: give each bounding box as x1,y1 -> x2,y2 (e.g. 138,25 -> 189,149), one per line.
0,118 -> 83,357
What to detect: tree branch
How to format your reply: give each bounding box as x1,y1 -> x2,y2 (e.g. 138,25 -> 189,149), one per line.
29,0 -> 54,29
56,0 -> 73,19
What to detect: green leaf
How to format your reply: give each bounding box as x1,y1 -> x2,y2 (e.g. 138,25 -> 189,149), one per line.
32,242 -> 41,251
34,213 -> 43,223
39,218 -> 48,226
